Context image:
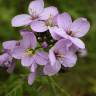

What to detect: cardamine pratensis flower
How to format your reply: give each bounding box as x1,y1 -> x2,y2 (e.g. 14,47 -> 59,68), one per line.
11,30 -> 49,85
0,40 -> 18,73
12,0 -> 58,33
31,6 -> 59,32
50,12 -> 90,49
12,30 -> 48,70
44,39 -> 77,76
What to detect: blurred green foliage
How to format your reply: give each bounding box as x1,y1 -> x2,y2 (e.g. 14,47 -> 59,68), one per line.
0,0 -> 96,96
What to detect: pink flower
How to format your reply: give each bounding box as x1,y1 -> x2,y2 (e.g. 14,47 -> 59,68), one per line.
11,30 -> 49,85
27,51 -> 49,85
31,6 -> 59,32
12,0 -> 59,33
0,40 -> 18,73
12,30 -> 48,68
12,0 -> 44,27
50,12 -> 90,49
44,39 -> 77,76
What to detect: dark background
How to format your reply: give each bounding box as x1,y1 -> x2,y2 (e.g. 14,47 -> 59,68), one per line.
0,0 -> 96,96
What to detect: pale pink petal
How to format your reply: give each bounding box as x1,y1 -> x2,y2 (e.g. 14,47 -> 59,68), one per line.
57,12 -> 72,30
54,39 -> 72,51
69,37 -> 85,49
28,72 -> 36,85
21,56 -> 34,67
44,64 -> 56,76
62,52 -> 77,67
12,47 -> 25,59
52,14 -> 58,26
12,14 -> 32,27
52,60 -> 61,74
49,48 -> 56,66
30,60 -> 37,72
3,40 -> 17,50
40,6 -> 59,20
48,27 -> 62,40
69,44 -> 79,53
28,0 -> 44,16
31,21 -> 48,32
51,27 -> 68,39
43,64 -> 57,76
35,51 -> 49,65
43,61 -> 61,76
20,30 -> 37,49
70,18 -> 90,37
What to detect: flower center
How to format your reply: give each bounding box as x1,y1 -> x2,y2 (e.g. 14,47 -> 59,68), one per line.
67,30 -> 72,35
29,9 -> 39,20
67,31 -> 74,37
54,51 -> 65,64
31,15 -> 39,20
25,48 -> 34,56
46,16 -> 54,27
55,51 -> 64,59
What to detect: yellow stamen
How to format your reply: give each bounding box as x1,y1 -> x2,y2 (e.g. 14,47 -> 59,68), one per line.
25,48 -> 34,56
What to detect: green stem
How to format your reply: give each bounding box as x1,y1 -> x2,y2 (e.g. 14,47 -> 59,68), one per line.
47,77 -> 58,96
48,77 -> 71,96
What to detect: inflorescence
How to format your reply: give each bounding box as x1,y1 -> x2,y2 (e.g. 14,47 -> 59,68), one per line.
0,0 -> 90,85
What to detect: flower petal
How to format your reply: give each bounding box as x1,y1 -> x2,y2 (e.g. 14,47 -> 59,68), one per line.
51,27 -> 68,39
43,64 -> 56,76
30,60 -> 37,72
40,6 -> 59,20
28,72 -> 36,85
31,64 -> 37,73
21,56 -> 34,67
28,0 -> 44,16
49,48 -> 56,66
12,14 -> 32,27
3,40 -> 17,50
20,30 -> 37,49
31,21 -> 48,32
0,53 -> 9,65
69,44 -> 79,53
62,52 -> 77,67
54,39 -> 72,52
35,51 -> 49,65
48,27 -> 62,40
70,18 -> 90,37
12,47 -> 25,59
43,61 -> 61,76
57,12 -> 72,30
69,37 -> 85,49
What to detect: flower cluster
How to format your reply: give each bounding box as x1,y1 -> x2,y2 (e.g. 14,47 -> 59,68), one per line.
0,0 -> 90,85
